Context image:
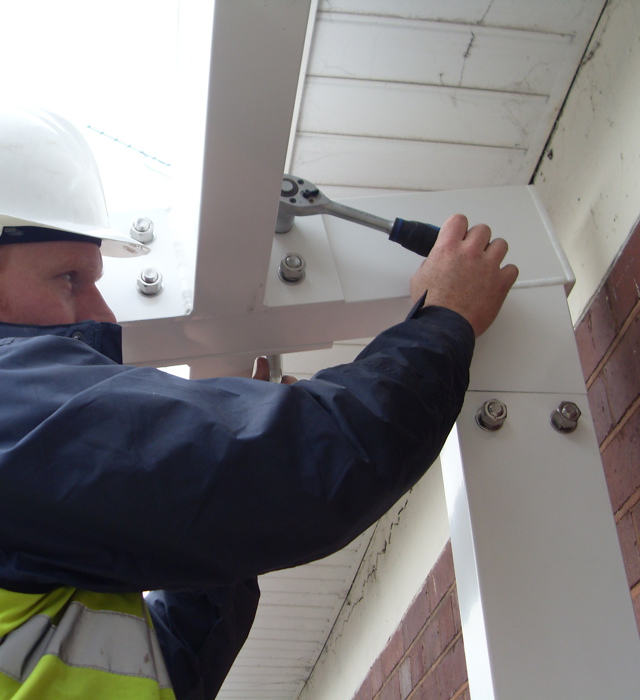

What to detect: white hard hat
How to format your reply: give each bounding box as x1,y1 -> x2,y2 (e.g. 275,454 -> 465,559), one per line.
0,106 -> 148,257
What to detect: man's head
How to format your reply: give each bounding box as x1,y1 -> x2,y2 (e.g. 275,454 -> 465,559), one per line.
0,240 -> 116,325
0,106 -> 149,325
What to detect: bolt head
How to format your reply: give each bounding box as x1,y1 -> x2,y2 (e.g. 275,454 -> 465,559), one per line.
137,267 -> 163,296
560,402 -> 581,421
486,400 -> 506,420
476,399 -> 507,431
141,267 -> 158,283
285,254 -> 302,269
130,216 -> 155,244
551,401 -> 581,433
134,217 -> 151,232
278,252 -> 306,284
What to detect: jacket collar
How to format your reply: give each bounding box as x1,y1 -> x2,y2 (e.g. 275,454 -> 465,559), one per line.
0,320 -> 123,364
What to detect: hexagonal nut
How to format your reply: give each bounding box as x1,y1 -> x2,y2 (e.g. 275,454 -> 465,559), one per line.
550,401 -> 581,433
137,267 -> 163,296
475,399 -> 507,431
130,216 -> 155,244
278,253 -> 306,284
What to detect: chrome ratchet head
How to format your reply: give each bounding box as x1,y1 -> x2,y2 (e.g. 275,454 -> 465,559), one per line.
276,174 -> 330,233
276,173 -> 440,257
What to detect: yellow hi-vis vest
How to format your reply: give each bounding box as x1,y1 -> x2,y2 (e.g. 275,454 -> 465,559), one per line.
0,587 -> 175,699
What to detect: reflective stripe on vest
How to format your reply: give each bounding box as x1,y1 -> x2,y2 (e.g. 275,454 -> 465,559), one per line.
0,589 -> 175,699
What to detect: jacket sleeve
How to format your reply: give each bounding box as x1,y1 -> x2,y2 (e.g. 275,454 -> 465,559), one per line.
146,580 -> 260,700
0,306 -> 473,592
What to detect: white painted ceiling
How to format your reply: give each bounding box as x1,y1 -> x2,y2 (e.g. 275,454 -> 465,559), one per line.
217,1 -> 606,698
290,0 -> 604,193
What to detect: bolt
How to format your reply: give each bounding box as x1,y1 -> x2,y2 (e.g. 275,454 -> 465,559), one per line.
550,401 -> 581,433
280,177 -> 298,198
130,216 -> 155,244
278,253 -> 306,284
137,267 -> 163,296
475,399 -> 508,431
267,354 -> 283,383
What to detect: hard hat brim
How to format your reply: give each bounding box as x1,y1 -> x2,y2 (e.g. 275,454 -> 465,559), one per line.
83,229 -> 150,257
0,218 -> 149,257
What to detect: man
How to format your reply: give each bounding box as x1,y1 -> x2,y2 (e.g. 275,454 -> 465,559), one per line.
0,107 -> 518,699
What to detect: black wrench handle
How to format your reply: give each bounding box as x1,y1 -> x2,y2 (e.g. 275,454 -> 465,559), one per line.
389,218 -> 440,257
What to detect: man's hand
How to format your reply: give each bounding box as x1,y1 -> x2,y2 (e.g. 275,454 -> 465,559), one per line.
410,214 -> 519,337
251,356 -> 297,384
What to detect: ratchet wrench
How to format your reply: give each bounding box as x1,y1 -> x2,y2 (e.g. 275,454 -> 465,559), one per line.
276,174 -> 440,258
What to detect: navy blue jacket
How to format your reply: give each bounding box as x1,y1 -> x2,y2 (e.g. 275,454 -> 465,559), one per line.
0,306 -> 473,698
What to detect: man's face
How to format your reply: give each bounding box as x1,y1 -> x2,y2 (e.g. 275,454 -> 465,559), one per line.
0,240 -> 117,325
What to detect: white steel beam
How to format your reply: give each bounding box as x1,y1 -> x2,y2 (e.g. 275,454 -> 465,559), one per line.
192,0 -> 312,317
115,185 -> 576,376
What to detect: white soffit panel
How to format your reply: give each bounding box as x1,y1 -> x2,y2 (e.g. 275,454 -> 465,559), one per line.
292,0 -> 606,191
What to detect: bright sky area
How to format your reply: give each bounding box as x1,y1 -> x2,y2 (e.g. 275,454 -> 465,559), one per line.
1,0 -> 182,212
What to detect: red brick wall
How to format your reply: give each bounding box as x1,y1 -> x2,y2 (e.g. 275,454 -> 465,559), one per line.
351,220 -> 640,700
575,218 -> 640,632
351,542 -> 468,700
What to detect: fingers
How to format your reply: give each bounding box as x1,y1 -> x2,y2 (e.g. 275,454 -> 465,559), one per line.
252,356 -> 297,384
437,214 -> 469,244
409,212 -> 519,336
442,216 -> 509,265
486,236 -> 508,255
251,356 -> 270,381
438,215 -> 493,252
465,223 -> 492,250
485,237 -> 509,266
500,262 -> 520,290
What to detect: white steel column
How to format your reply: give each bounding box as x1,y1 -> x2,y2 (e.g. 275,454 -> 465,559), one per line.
441,283 -> 640,698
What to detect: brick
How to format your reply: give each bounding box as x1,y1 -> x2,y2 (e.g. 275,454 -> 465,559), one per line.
587,373 -> 614,445
602,314 -> 640,423
616,510 -> 640,588
629,497 -> 640,579
416,617 -> 442,674
353,676 -> 374,700
450,587 -> 462,635
408,633 -> 426,681
398,658 -> 412,700
436,595 -> 458,649
574,285 -> 616,381
574,318 -> 595,382
601,405 -> 640,513
370,658 -> 384,697
378,672 -> 400,700
428,541 -> 455,607
402,585 -> 430,649
632,584 -> 640,636
435,638 -> 468,699
381,628 -> 404,678
607,220 -> 640,328
413,670 -> 439,700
